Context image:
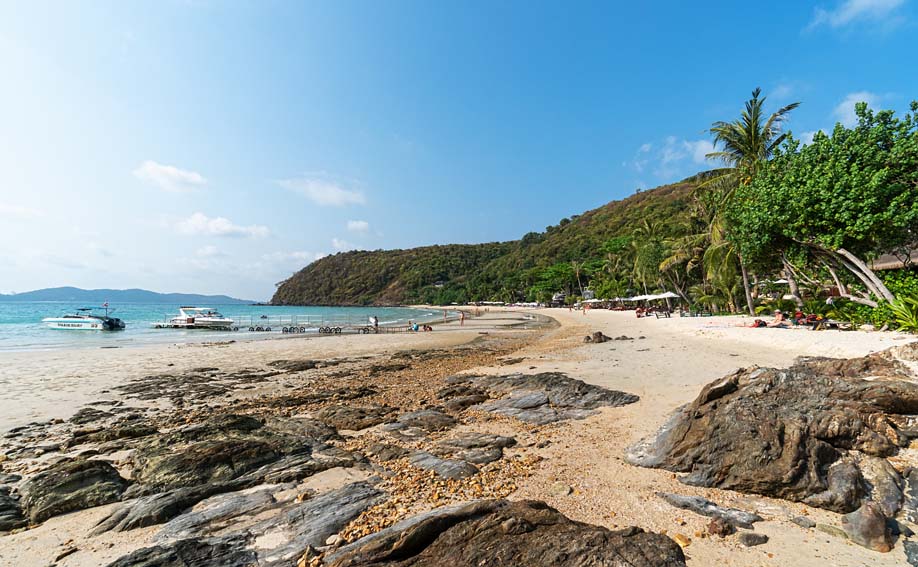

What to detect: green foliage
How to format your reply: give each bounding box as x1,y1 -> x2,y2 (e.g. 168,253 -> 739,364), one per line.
890,295 -> 918,332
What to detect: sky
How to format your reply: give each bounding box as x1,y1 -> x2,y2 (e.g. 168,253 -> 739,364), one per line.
1,0 -> 916,300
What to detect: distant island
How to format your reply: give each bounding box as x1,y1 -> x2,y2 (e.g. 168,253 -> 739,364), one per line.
0,287 -> 254,304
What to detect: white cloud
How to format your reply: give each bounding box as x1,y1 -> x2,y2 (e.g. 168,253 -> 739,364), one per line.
277,176 -> 366,206
346,220 -> 370,233
684,140 -> 715,164
196,245 -> 225,257
331,238 -> 354,251
0,202 -> 43,219
262,251 -> 325,264
176,212 -> 269,238
133,160 -> 207,193
833,91 -> 880,126
630,136 -> 719,181
807,0 -> 905,29
772,83 -> 794,99
639,142 -> 652,153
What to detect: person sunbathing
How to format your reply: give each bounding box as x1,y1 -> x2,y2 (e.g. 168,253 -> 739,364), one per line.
768,310 -> 790,327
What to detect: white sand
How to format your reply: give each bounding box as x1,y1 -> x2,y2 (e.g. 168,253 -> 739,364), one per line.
1,307 -> 915,566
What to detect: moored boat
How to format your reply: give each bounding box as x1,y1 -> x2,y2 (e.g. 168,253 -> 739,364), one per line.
153,306 -> 236,330
43,306 -> 126,331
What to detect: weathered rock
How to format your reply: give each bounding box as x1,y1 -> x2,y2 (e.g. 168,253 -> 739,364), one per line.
324,499 -> 686,567
903,468 -> 918,523
409,451 -> 479,479
905,540 -> 918,567
549,482 -> 573,497
737,532 -> 768,547
841,501 -> 892,552
627,346 -> 918,514
0,486 -> 26,531
105,535 -> 255,567
706,517 -> 734,537
315,404 -> 395,431
69,407 -> 112,425
444,395 -> 489,412
251,481 -> 385,563
21,458 -> 127,523
657,493 -> 762,529
458,372 -> 638,425
434,432 -> 516,465
858,456 -> 903,518
156,485 -> 283,540
268,359 -> 318,372
364,442 -> 409,462
69,424 -> 158,447
129,414 -> 341,492
791,516 -> 816,529
396,409 -> 456,432
92,485 -> 224,534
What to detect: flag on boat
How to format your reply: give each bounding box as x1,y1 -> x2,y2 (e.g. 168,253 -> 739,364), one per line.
102,302 -> 109,307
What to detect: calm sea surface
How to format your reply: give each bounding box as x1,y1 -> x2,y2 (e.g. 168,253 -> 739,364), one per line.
0,302 -> 444,352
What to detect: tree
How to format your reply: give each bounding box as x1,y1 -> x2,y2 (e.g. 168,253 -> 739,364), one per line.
703,88 -> 801,312
728,101 -> 918,306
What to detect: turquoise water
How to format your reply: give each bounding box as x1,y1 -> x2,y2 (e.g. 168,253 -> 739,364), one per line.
0,302 -> 444,352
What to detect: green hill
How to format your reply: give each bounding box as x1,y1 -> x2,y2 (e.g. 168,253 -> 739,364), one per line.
271,179 -> 699,306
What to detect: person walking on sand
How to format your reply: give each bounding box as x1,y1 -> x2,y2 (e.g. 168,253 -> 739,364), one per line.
371,315 -> 379,333
459,311 -> 465,326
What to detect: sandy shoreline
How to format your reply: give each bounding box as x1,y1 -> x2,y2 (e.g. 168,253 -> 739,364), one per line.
1,307 -> 916,566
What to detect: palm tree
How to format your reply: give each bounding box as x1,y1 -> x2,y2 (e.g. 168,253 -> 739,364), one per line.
702,88 -> 800,313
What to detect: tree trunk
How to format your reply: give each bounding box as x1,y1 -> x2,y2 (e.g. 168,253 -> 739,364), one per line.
738,252 -> 755,316
836,248 -> 895,302
781,254 -> 804,307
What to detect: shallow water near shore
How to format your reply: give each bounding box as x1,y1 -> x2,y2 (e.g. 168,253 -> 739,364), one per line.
0,302 -> 443,352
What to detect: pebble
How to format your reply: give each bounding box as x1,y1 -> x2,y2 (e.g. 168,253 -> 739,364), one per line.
673,533 -> 691,547
816,523 -> 848,540
549,482 -> 572,497
791,516 -> 816,529
737,532 -> 768,547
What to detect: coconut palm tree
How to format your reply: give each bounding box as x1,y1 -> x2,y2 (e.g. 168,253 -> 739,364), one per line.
702,88 -> 800,313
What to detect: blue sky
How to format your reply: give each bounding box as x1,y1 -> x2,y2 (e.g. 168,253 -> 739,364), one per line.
1,0 -> 916,300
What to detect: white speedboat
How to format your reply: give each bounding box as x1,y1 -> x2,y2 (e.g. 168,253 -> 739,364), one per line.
154,307 -> 236,330
43,307 -> 126,331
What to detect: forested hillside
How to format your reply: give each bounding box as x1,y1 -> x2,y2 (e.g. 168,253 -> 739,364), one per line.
271,179 -> 699,305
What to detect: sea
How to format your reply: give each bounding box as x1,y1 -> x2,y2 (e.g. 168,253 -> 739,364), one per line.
0,302 -> 445,352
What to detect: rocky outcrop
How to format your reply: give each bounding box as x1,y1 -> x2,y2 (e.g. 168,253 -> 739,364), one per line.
433,432 -> 516,465
657,493 -> 762,529
627,345 -> 918,519
315,404 -> 395,431
447,372 -> 638,425
0,485 -> 25,531
105,535 -> 256,567
20,458 -> 127,524
128,414 -> 343,492
395,410 -> 456,432
324,499 -> 686,567
408,452 -> 479,480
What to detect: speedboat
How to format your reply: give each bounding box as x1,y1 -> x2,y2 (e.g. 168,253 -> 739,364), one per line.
43,306 -> 126,331
154,307 -> 236,330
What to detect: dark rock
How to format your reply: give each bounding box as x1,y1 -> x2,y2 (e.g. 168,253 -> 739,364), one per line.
434,432 -> 516,465
315,404 -> 395,430
69,425 -> 158,447
737,532 -> 768,547
409,452 -> 479,479
247,481 -> 385,563
105,535 -> 255,567
791,516 -> 816,529
905,540 -> 918,567
69,407 -> 113,425
325,499 -> 686,567
858,456 -> 903,518
21,458 -> 127,523
627,346 -> 918,513
156,486 -> 282,540
268,359 -> 318,372
364,443 -> 409,462
92,485 -> 223,534
396,410 -> 456,432
461,372 -> 638,425
129,414 -> 341,492
444,395 -> 489,412
0,473 -> 21,484
706,517 -> 734,537
0,486 -> 26,531
657,493 -> 762,529
841,501 -> 892,552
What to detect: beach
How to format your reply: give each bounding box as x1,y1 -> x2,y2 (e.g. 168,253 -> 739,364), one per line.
1,307 -> 916,566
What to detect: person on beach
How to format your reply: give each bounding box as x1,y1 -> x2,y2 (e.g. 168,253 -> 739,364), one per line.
459,311 -> 465,326
371,315 -> 379,333
768,310 -> 790,328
